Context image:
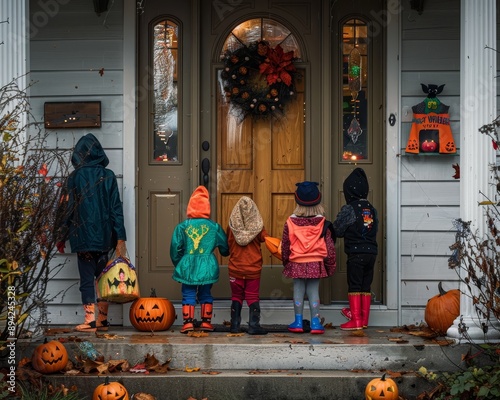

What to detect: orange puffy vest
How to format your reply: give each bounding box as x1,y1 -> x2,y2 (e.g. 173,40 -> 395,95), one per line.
287,217 -> 327,263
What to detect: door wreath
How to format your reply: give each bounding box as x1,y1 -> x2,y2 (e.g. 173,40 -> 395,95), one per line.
220,40 -> 298,120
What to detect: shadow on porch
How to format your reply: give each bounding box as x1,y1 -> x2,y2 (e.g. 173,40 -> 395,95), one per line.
17,324 -> 478,400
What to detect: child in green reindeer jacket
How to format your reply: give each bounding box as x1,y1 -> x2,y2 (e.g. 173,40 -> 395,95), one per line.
170,186 -> 229,333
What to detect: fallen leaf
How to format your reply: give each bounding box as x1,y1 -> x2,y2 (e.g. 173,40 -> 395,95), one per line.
187,331 -> 209,338
388,337 -> 409,344
285,339 -> 309,344
227,333 -> 245,337
185,366 -> 201,372
349,330 -> 366,337
202,370 -> 222,375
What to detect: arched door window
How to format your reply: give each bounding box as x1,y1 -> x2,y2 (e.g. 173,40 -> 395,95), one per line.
220,18 -> 301,59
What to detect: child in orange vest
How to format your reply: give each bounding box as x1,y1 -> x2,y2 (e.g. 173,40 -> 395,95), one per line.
281,181 -> 336,334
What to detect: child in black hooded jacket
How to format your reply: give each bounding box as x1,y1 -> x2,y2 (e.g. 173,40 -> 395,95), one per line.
332,168 -> 378,330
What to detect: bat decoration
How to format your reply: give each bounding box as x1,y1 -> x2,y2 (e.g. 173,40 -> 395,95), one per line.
421,83 -> 445,98
452,163 -> 460,179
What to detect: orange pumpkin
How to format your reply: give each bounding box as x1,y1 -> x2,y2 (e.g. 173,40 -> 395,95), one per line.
93,377 -> 129,400
424,281 -> 460,335
129,288 -> 176,332
365,373 -> 399,400
265,236 -> 282,260
31,338 -> 68,374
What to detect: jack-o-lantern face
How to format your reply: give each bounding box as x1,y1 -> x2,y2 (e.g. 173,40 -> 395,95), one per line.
365,374 -> 399,400
31,338 -> 68,374
93,377 -> 129,400
97,257 -> 140,303
129,289 -> 176,332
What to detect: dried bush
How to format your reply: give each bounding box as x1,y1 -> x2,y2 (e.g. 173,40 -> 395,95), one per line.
0,78 -> 72,345
448,116 -> 500,333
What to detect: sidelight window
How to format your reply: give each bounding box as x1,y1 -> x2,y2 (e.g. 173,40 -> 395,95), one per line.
152,19 -> 179,163
341,18 -> 369,162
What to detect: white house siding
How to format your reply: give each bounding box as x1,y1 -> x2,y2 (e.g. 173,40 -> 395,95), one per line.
28,0 -> 125,325
400,0 -> 461,324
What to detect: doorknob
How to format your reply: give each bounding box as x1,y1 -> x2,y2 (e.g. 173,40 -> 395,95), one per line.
202,158 -> 210,186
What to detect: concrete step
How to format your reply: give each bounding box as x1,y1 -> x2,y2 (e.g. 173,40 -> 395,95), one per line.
19,326 -> 471,400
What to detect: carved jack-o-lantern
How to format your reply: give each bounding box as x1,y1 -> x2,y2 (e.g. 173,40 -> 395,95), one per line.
97,256 -> 140,303
92,377 -> 129,400
31,338 -> 68,374
365,373 -> 399,400
129,288 -> 176,332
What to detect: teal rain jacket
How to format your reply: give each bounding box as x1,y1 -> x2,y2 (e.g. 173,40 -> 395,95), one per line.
62,133 -> 126,253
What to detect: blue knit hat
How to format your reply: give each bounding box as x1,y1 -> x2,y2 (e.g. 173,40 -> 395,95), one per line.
294,181 -> 321,206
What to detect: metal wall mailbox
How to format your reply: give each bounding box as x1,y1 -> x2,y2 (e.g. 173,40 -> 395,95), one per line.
44,101 -> 101,129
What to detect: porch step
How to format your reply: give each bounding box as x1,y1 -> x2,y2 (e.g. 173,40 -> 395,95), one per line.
21,326 -> 471,400
47,370 -> 431,400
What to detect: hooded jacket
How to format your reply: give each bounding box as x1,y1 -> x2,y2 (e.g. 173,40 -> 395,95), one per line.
332,168 -> 378,255
170,186 -> 229,285
62,133 -> 126,253
227,196 -> 268,280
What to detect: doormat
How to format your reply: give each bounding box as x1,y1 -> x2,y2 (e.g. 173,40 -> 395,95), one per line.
212,320 -> 312,333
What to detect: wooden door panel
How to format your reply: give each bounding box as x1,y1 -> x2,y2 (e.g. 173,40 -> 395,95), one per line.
216,72 -> 305,297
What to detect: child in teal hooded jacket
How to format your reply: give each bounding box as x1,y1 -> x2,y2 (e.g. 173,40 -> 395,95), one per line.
170,186 -> 229,333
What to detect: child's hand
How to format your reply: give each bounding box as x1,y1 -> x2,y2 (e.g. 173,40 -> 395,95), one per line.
115,240 -> 127,258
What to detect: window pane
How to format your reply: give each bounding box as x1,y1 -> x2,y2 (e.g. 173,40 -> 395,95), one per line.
221,18 -> 301,60
153,20 -> 179,163
341,18 -> 368,162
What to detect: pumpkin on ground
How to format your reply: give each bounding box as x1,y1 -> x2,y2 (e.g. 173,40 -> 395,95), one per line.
365,373 -> 399,400
31,338 -> 68,374
424,281 -> 460,335
93,377 -> 129,400
129,288 -> 176,332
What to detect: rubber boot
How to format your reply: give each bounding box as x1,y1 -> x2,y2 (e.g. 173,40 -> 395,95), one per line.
361,292 -> 372,328
96,301 -> 109,331
247,302 -> 268,335
230,300 -> 242,333
75,303 -> 97,332
340,293 -> 363,330
200,303 -> 214,332
180,304 -> 195,334
340,307 -> 352,320
288,314 -> 303,333
310,317 -> 324,334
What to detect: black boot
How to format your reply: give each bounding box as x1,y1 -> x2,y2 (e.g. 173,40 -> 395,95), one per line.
230,300 -> 242,333
247,302 -> 268,335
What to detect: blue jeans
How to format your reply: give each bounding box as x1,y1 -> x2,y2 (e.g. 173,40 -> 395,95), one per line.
77,251 -> 108,304
181,283 -> 213,305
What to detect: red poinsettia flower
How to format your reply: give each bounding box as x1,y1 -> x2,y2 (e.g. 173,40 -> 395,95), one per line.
493,139 -> 499,150
259,44 -> 296,87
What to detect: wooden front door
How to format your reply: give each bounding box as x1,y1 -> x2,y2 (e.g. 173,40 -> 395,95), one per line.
212,70 -> 305,299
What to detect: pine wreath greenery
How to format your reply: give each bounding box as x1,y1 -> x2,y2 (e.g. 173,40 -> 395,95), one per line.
220,40 -> 298,120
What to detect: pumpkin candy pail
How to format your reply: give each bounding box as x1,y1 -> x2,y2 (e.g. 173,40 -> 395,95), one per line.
97,256 -> 140,303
